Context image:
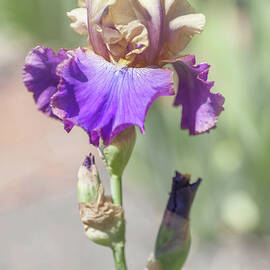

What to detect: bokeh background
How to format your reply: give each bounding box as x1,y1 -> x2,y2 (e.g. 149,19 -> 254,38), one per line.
1,0 -> 270,269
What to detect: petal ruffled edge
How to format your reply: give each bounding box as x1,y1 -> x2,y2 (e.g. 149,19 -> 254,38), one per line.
52,48 -> 175,146
22,46 -> 67,118
165,55 -> 225,135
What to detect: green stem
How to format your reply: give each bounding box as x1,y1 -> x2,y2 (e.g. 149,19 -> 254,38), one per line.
98,145 -> 123,206
110,174 -> 127,270
99,142 -> 129,269
112,245 -> 127,270
111,174 -> 123,206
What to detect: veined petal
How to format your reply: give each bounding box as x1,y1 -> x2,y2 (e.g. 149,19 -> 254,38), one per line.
22,46 -> 67,117
88,0 -> 116,23
130,0 -> 163,64
166,55 -> 224,135
52,48 -> 174,146
100,0 -> 150,64
86,0 -> 115,59
114,19 -> 149,62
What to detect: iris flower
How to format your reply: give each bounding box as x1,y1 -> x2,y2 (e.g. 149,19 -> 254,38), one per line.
23,0 -> 224,146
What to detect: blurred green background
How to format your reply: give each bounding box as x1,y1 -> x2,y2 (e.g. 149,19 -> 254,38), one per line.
1,0 -> 270,269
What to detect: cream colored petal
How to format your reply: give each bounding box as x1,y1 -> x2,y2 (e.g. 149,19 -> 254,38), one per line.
87,0 -> 117,59
102,21 -> 149,64
67,8 -> 88,35
106,43 -> 126,61
169,13 -> 205,33
116,20 -> 149,59
78,0 -> 86,8
160,0 -> 205,57
102,27 -> 122,44
164,0 -> 194,18
109,0 -> 162,63
109,0 -> 137,26
89,0 -> 116,23
98,0 -> 150,64
134,0 -> 163,63
168,13 -> 206,54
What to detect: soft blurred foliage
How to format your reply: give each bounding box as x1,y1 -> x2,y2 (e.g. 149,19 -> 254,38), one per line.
1,0 -> 270,266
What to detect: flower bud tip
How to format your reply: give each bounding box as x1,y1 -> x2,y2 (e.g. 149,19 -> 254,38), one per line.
82,153 -> 95,170
167,171 -> 202,219
77,153 -> 100,204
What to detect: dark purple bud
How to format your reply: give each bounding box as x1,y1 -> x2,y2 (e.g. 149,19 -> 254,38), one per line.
167,171 -> 202,219
149,171 -> 202,270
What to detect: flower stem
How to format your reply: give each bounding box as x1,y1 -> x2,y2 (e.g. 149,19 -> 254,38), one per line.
110,174 -> 127,270
112,244 -> 127,270
98,128 -> 135,270
111,174 -> 123,206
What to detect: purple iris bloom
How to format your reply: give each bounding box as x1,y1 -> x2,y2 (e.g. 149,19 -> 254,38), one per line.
22,0 -> 224,146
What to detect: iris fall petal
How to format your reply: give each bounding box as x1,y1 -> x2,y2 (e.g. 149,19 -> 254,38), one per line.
52,48 -> 174,146
22,46 -> 67,117
167,55 -> 224,135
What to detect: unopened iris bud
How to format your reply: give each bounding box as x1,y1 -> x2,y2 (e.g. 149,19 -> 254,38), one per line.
78,154 -> 125,248
166,172 -> 201,219
146,172 -> 201,270
77,154 -> 101,203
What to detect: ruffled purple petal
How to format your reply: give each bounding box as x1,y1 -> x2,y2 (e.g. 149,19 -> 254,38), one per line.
22,46 -> 67,117
52,48 -> 174,146
169,55 -> 225,135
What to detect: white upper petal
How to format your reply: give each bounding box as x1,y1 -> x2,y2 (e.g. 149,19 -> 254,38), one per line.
67,8 -> 88,35
167,13 -> 206,54
160,0 -> 205,59
135,0 -> 163,63
69,0 -> 206,65
78,0 -> 86,8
